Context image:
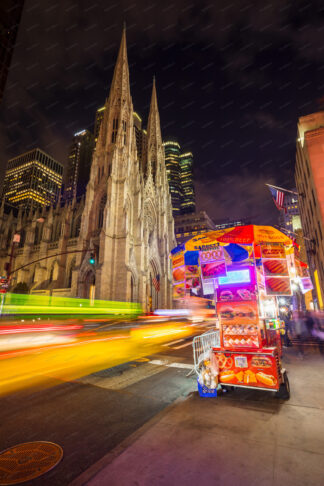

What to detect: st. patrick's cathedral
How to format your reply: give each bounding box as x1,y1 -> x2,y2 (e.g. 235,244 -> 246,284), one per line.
0,29 -> 176,309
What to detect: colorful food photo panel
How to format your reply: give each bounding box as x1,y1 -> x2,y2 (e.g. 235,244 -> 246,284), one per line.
172,266 -> 185,282
201,260 -> 227,278
265,277 -> 291,296
260,244 -> 286,259
173,282 -> 185,299
262,259 -> 289,277
217,301 -> 259,325
217,285 -> 257,302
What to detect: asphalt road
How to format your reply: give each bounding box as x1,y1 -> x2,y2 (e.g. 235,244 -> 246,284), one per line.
0,320 -> 212,486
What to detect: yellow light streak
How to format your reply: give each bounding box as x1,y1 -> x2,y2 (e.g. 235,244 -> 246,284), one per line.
0,321 -> 196,396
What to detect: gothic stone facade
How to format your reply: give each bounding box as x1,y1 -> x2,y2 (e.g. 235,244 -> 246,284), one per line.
0,30 -> 176,309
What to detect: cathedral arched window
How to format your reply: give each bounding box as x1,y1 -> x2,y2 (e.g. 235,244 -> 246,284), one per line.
98,194 -> 107,229
74,216 -> 81,237
49,263 -> 55,283
18,229 -> 26,248
52,222 -> 62,242
111,118 -> 118,143
122,120 -> 126,144
130,275 -> 134,302
34,226 -> 39,245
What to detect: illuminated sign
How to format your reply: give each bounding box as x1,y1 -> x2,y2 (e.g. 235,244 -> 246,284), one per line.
218,269 -> 251,286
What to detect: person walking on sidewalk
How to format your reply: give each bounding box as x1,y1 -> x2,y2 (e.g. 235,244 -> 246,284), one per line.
283,311 -> 292,347
294,310 -> 306,358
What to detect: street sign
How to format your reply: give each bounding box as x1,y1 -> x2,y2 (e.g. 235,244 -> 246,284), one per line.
0,277 -> 9,294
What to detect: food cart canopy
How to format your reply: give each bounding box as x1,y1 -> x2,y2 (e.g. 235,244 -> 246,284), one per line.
216,225 -> 292,245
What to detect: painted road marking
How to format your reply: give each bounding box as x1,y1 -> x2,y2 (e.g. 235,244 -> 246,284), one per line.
148,359 -> 193,370
173,341 -> 193,350
78,362 -> 166,389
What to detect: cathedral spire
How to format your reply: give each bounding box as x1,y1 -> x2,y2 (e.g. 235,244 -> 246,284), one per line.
108,27 -> 131,104
146,77 -> 163,178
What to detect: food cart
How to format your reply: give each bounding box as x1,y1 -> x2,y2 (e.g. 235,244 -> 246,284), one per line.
171,225 -> 311,399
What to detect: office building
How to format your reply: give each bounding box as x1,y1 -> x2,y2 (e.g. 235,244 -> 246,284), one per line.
94,106 -> 105,142
179,151 -> 195,213
278,190 -> 301,234
175,210 -> 216,244
0,0 -> 25,103
295,111 -> 324,309
133,111 -> 146,165
163,141 -> 195,216
213,219 -> 248,231
164,141 -> 182,215
64,129 -> 95,201
2,148 -> 63,208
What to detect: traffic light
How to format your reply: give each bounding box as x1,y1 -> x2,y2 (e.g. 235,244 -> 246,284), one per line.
89,252 -> 95,265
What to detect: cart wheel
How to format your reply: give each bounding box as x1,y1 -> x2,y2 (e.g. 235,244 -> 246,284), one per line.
276,371 -> 290,400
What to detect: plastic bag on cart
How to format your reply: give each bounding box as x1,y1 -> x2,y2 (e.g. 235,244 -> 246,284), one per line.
198,351 -> 219,388
209,349 -> 219,375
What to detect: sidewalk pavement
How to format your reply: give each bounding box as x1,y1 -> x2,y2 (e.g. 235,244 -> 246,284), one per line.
71,349 -> 324,486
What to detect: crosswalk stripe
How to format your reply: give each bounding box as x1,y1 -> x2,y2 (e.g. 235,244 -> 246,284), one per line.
148,359 -> 193,370
173,341 -> 193,350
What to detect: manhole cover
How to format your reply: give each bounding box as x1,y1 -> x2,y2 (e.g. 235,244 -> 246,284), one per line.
0,441 -> 63,485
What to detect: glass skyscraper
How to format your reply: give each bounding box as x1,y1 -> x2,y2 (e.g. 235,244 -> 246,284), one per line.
179,151 -> 195,214
94,106 -> 105,142
163,141 -> 182,215
163,141 -> 195,216
64,129 -> 95,201
2,148 -> 63,207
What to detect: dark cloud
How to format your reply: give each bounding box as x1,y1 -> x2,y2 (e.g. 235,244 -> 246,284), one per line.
1,0 -> 324,223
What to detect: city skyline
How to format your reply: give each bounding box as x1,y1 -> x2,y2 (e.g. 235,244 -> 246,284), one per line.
0,5 -> 324,484
1,1 -> 324,225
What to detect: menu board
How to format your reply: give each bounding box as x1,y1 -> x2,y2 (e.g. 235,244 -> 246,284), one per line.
201,260 -> 226,278
172,253 -> 185,268
214,351 -> 279,390
262,259 -> 289,277
265,277 -> 291,296
217,285 -> 257,302
261,244 -> 286,259
185,265 -> 200,278
185,277 -> 200,290
217,301 -> 259,325
172,266 -> 185,282
199,248 -> 224,263
173,282 -> 185,299
201,278 -> 214,296
300,277 -> 313,294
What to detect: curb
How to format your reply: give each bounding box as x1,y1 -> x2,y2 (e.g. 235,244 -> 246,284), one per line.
68,394 -> 190,486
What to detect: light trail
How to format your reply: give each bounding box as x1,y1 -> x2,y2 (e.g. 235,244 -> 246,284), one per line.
0,321 -> 197,396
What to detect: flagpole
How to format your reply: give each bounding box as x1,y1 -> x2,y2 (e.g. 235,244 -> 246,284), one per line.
265,183 -> 299,196
275,225 -> 314,242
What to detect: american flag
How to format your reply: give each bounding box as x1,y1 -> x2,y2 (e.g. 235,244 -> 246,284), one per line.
268,186 -> 286,212
152,274 -> 160,292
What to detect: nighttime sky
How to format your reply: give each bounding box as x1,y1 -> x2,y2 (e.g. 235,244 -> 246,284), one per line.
1,0 -> 324,224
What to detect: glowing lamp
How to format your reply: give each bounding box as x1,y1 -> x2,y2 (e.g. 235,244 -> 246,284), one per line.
218,269 -> 251,286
